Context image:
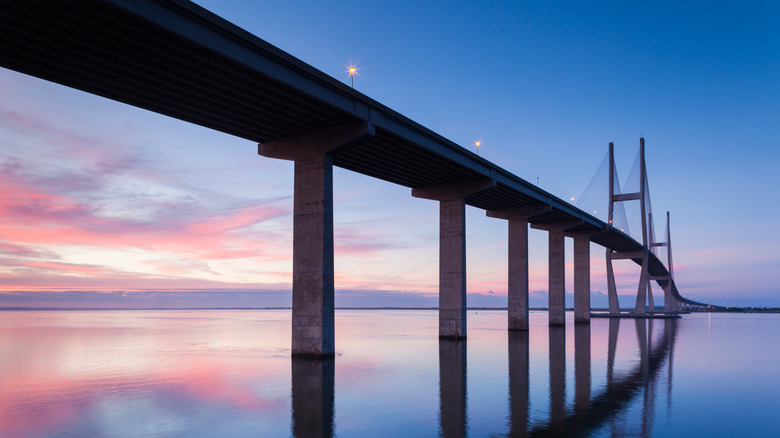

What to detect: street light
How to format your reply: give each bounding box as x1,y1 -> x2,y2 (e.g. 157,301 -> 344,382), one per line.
474,140 -> 481,155
347,64 -> 358,88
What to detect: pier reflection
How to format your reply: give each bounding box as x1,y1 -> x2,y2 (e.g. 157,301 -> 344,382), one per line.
291,357 -> 335,438
508,331 -> 530,437
439,339 -> 468,438
548,326 -> 566,435
526,317 -> 678,437
289,317 -> 679,437
574,322 -> 591,417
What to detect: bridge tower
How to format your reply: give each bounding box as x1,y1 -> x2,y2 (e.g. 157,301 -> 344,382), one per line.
666,213 -> 679,311
651,212 -> 680,312
606,138 -> 656,315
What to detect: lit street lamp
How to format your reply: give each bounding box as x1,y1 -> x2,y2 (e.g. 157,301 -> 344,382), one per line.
347,64 -> 357,88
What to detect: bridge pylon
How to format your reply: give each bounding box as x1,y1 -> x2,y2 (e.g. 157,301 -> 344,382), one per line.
606,138 -> 658,315
651,211 -> 679,312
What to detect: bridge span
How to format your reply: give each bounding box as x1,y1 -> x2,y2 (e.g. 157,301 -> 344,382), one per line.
0,0 -> 708,357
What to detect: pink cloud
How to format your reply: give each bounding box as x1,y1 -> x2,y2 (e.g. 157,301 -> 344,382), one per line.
334,225 -> 411,258
19,261 -> 109,276
0,171 -> 291,261
0,241 -> 58,259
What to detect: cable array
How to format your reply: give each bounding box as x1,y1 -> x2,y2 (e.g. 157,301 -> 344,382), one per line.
611,161 -> 630,235
575,152 -> 609,221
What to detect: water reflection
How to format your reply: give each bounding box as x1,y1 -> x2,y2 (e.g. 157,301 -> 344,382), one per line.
574,322 -> 591,417
507,331 -> 529,438
526,317 -> 679,437
291,357 -> 334,438
548,326 -> 566,435
0,311 -> 694,437
430,317 -> 679,437
439,339 -> 468,438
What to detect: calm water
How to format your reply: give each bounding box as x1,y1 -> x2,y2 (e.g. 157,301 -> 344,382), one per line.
1,309 -> 778,437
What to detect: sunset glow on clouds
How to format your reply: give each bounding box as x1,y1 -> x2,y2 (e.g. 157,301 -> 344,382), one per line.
0,72 -> 296,293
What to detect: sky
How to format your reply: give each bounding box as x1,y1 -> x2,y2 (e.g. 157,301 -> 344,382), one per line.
1,1 -> 779,308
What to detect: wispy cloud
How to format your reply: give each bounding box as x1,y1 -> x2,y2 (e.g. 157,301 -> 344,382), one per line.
0,81 -> 297,292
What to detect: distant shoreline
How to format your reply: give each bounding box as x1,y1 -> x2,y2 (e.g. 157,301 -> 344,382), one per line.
1,306 -> 778,313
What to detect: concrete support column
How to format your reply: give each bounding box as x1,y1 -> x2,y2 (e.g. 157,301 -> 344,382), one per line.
507,217 -> 530,330
414,179 -> 495,339
439,198 -> 467,338
487,206 -> 549,331
606,251 -> 620,315
573,234 -> 591,323
292,155 -> 335,356
259,122 -> 374,357
663,281 -> 673,313
647,277 -> 656,313
548,228 -> 566,326
634,251 -> 649,315
532,220 -> 581,326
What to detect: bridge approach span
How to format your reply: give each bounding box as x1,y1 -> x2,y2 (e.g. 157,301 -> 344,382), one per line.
0,0 -> 692,355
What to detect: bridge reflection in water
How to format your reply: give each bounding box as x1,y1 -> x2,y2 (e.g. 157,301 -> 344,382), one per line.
291,357 -> 335,437
290,317 -> 678,437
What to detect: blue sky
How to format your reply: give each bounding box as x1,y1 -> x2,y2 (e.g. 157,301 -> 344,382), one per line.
1,1 -> 778,307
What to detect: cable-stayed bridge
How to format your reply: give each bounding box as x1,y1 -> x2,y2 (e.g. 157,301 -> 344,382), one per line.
0,0 -> 717,357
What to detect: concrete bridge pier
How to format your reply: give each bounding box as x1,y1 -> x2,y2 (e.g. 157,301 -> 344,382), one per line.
487,206 -> 550,330
570,232 -> 595,323
661,280 -> 683,313
534,221 -> 582,326
413,180 -> 495,339
606,250 -> 620,315
663,282 -> 673,312
634,250 -> 650,315
259,122 -> 374,357
548,228 -> 566,326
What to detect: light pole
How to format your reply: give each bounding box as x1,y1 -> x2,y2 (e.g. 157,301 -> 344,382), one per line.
474,140 -> 481,155
348,65 -> 357,88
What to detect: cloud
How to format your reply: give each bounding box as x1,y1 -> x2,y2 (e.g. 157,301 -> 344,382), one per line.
0,241 -> 59,259
0,96 -> 300,292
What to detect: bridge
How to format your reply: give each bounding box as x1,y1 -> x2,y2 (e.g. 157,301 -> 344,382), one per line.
0,0 -> 715,357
